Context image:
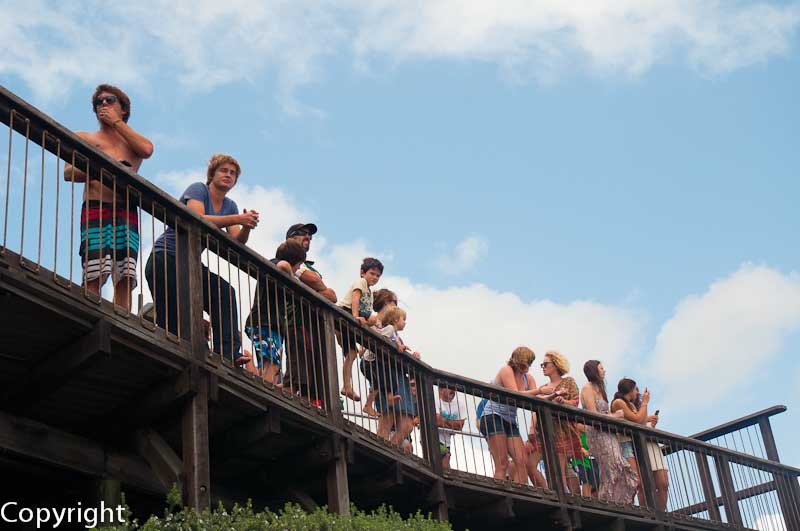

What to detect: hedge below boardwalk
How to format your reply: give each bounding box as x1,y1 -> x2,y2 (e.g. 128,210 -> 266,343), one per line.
100,488 -> 459,531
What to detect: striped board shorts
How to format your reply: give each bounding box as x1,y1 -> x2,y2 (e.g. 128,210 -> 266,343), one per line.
79,201 -> 139,287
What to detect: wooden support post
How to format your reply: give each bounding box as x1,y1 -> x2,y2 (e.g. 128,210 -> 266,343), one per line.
694,451 -> 722,522
177,218 -> 212,509
326,434 -> 350,516
426,480 -> 449,522
322,311 -> 350,515
182,372 -> 210,509
419,372 -> 444,476
714,454 -> 743,527
322,310 -> 343,422
608,517 -> 625,531
540,408 -> 566,499
758,416 -> 780,462
92,479 -> 123,527
632,431 -> 658,513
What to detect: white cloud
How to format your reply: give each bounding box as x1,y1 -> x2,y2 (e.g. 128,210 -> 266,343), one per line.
144,172 -> 643,383
648,264 -> 800,408
132,173 -> 800,432
434,235 -> 488,275
2,1 -> 798,108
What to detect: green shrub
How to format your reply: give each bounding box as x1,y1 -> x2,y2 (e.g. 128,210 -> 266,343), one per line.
98,487 -> 458,531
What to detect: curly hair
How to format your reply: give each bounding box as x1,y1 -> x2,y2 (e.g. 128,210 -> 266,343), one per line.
206,153 -> 241,185
507,346 -> 535,372
380,306 -> 406,328
544,350 -> 570,376
92,84 -> 131,123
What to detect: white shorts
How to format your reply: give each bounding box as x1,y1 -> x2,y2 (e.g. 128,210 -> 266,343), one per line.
84,255 -> 138,288
647,441 -> 667,471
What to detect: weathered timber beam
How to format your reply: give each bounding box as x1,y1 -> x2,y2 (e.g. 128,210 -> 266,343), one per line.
211,408 -> 281,461
97,367 -> 198,433
676,480 -> 776,516
0,409 -> 163,494
3,320 -> 110,412
286,487 -> 320,513
480,496 -> 515,520
136,429 -> 183,492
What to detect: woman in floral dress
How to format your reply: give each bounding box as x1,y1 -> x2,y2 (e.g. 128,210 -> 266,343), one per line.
580,360 -> 638,504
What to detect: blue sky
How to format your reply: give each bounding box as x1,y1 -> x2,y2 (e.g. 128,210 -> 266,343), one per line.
2,1 -> 799,467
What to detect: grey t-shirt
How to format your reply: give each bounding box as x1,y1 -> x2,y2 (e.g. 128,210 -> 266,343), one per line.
153,182 -> 239,255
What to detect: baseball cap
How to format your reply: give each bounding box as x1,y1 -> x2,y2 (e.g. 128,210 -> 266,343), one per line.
286,223 -> 318,239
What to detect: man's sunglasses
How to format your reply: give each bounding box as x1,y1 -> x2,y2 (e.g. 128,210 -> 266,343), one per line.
95,95 -> 119,106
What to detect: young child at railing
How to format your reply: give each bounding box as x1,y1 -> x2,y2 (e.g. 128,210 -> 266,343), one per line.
371,306 -> 421,448
360,289 -> 398,417
435,387 -> 466,470
336,258 -> 383,402
244,240 -> 307,385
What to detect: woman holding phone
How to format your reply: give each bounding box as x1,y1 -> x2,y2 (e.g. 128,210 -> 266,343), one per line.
611,378 -> 669,510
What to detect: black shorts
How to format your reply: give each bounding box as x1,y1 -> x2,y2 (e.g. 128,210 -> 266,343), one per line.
478,414 -> 521,438
335,319 -> 363,354
574,459 -> 601,491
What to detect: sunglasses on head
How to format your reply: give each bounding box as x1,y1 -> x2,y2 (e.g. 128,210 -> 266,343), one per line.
95,95 -> 119,106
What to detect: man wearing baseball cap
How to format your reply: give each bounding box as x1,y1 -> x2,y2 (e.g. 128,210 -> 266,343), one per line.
285,223 -> 336,303
282,223 -> 337,405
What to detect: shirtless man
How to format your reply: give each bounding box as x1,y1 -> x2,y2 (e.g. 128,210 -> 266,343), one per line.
64,84 -> 154,311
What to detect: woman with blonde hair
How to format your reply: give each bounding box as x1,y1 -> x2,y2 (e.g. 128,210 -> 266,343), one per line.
524,350 -> 583,493
477,346 -> 537,484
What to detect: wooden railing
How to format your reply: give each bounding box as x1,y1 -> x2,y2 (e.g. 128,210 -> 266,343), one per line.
1,85 -> 798,530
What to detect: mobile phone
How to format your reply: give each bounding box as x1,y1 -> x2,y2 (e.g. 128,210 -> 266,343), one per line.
654,410 -> 660,416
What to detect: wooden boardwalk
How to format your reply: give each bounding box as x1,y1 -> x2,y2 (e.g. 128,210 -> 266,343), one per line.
1,85 -> 798,531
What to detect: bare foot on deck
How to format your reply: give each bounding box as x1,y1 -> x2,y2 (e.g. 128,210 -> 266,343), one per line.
363,403 -> 379,418
341,387 -> 361,402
